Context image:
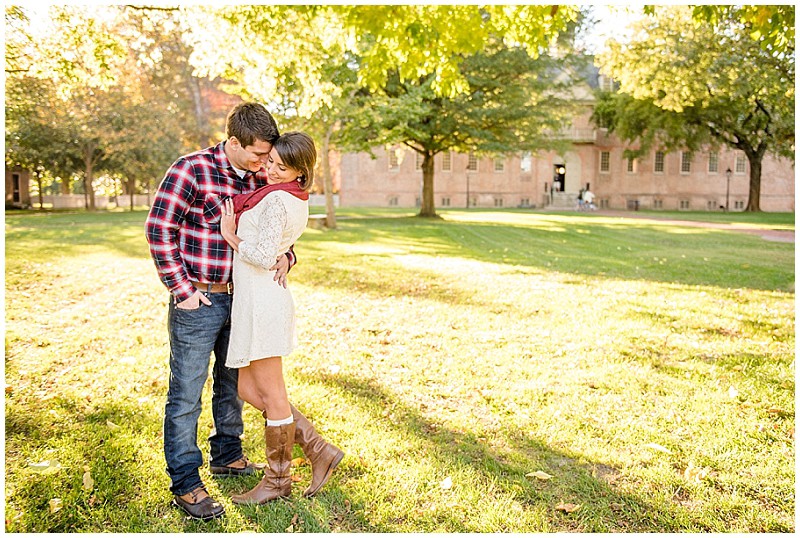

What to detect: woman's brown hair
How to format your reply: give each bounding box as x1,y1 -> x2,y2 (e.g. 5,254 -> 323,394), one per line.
273,132 -> 316,192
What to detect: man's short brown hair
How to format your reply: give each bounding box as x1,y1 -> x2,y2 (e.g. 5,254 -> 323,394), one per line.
226,102 -> 279,147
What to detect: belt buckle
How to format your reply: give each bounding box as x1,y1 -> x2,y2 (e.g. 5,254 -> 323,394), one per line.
226,282 -> 233,295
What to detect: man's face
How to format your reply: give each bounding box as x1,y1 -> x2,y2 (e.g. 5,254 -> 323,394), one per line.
227,137 -> 273,172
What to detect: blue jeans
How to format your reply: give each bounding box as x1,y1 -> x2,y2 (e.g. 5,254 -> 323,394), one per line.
164,293 -> 244,496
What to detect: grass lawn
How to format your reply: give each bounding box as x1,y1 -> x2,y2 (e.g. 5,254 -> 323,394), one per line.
4,208 -> 795,532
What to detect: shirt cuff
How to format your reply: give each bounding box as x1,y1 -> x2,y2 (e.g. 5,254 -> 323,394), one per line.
172,281 -> 197,303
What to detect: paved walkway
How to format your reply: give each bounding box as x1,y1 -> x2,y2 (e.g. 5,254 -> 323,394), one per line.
591,210 -> 795,244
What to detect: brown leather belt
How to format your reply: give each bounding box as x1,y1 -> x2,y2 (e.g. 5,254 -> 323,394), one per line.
191,281 -> 233,294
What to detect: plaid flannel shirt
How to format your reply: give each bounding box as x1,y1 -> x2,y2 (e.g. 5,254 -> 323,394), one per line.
145,141 -> 295,302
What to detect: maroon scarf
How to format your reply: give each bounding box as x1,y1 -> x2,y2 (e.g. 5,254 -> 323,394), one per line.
232,180 -> 309,226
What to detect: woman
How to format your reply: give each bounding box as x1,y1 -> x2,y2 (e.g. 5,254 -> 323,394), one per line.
220,131 -> 343,505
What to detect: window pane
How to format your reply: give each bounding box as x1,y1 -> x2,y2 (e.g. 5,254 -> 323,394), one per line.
442,152 -> 451,171
654,151 -> 664,172
600,151 -> 610,172
708,152 -> 718,172
735,154 -> 746,173
467,153 -> 478,171
681,152 -> 692,173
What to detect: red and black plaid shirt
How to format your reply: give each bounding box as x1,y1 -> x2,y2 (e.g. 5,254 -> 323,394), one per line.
145,141 -> 294,302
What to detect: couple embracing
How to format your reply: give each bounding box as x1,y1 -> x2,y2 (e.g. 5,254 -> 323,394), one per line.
145,102 -> 343,521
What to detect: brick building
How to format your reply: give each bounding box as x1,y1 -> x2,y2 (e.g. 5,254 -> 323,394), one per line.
337,73 -> 794,212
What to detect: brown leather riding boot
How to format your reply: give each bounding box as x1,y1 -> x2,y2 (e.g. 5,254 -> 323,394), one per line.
231,423 -> 295,505
290,403 -> 344,497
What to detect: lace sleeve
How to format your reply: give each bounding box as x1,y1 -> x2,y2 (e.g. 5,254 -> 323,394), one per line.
238,195 -> 288,270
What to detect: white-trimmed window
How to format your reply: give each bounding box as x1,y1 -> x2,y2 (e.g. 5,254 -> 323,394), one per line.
494,197 -> 504,207
653,199 -> 663,209
520,151 -> 532,172
679,200 -> 690,209
441,197 -> 451,207
467,153 -> 478,171
654,151 -> 665,173
598,74 -> 614,92
415,152 -> 423,170
680,151 -> 692,174
708,152 -> 719,173
442,151 -> 451,171
735,153 -> 747,174
494,157 -> 505,172
734,200 -> 744,209
388,149 -> 399,171
388,196 -> 398,206
600,151 -> 610,173
626,158 -> 635,173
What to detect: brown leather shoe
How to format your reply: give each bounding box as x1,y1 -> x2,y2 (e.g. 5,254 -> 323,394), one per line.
209,455 -> 266,476
172,486 -> 225,520
231,423 -> 295,505
290,404 -> 344,497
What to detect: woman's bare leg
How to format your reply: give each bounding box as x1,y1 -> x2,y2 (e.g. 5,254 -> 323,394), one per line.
236,357 -> 291,420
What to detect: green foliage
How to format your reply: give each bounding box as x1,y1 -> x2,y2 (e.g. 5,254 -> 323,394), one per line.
184,5 -> 578,114
683,5 -> 795,56
4,209 -> 794,532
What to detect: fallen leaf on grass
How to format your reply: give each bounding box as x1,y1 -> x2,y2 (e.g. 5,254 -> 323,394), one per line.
291,457 -> 306,467
291,474 -> 303,483
82,469 -> 94,491
683,463 -> 709,484
767,408 -> 789,417
610,502 -> 624,511
440,476 -> 452,490
728,386 -> 739,399
526,471 -> 553,481
106,420 -> 120,430
645,443 -> 671,454
29,460 -> 62,474
555,502 -> 581,513
49,498 -> 63,513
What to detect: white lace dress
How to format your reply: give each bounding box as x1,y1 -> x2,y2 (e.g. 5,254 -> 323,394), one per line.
225,190 -> 309,368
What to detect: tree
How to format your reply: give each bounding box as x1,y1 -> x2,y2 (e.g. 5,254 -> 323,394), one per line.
594,5 -> 794,211
182,5 -> 579,220
341,41 -> 579,217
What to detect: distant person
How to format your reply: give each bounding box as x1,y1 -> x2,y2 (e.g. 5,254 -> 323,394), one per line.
583,188 -> 596,210
577,188 -> 585,210
220,132 -> 343,505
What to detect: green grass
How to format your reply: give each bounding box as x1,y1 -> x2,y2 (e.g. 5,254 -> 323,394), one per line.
5,208 -> 794,532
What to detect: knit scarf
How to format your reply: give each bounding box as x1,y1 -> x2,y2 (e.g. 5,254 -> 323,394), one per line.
232,180 -> 309,226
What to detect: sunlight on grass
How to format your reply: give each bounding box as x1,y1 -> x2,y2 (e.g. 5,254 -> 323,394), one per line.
5,209 -> 794,532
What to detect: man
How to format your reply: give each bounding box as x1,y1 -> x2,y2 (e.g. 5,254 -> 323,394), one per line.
145,102 -> 288,520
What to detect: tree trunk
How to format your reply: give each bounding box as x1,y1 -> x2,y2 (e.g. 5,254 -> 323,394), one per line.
322,126 -> 337,229
187,75 -> 209,148
35,171 -> 44,210
744,149 -> 764,212
418,151 -> 437,218
84,151 -> 96,211
129,179 -> 135,211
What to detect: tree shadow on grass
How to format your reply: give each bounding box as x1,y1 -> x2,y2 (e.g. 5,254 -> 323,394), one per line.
305,216 -> 794,292
292,369 -> 716,533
